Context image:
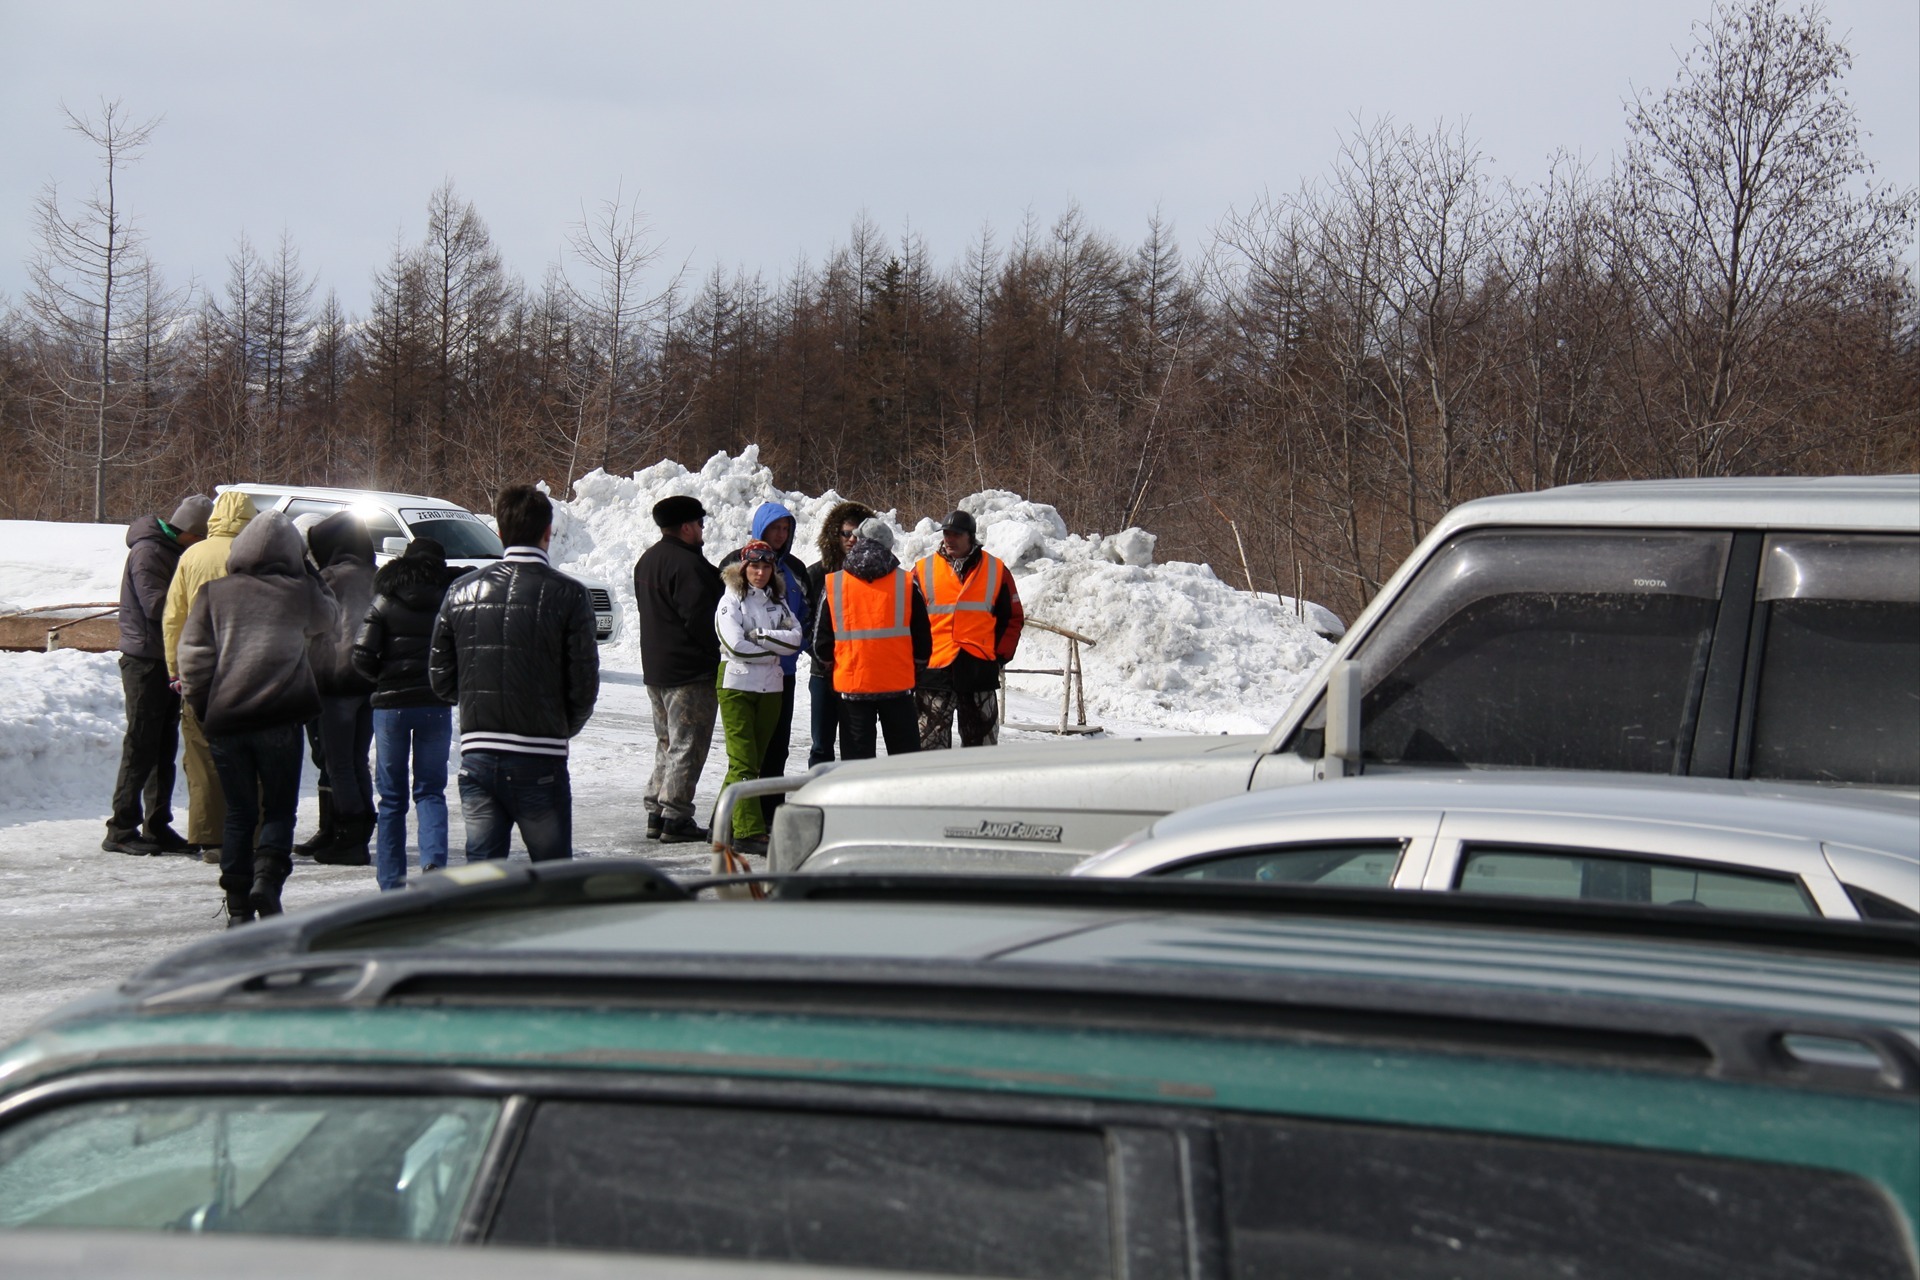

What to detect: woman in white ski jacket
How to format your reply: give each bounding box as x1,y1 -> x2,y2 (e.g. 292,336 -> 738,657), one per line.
715,540 -> 803,852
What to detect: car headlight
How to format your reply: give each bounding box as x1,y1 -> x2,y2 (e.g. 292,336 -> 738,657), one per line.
769,805 -> 824,872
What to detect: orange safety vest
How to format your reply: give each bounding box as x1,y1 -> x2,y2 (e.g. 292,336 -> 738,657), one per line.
915,552 -> 1005,668
828,569 -> 916,694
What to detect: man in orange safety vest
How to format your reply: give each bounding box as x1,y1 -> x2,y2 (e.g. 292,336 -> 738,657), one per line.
914,510 -> 1023,749
810,518 -> 931,760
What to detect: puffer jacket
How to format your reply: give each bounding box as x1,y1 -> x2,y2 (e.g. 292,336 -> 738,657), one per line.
306,511 -> 377,697
117,516 -> 188,660
428,549 -> 599,756
716,562 -> 803,693
176,511 -> 339,737
163,490 -> 257,676
716,502 -> 810,677
804,499 -> 875,673
352,544 -> 456,709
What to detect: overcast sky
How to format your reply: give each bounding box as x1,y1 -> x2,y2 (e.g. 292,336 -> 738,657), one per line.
3,0 -> 1915,317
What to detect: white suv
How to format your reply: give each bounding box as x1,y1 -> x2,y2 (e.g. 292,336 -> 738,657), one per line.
770,474 -> 1919,873
218,484 -> 620,644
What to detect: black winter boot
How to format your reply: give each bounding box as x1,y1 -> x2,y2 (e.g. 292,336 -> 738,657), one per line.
225,890 -> 256,928
312,812 -> 374,866
248,846 -> 292,917
294,787 -> 336,857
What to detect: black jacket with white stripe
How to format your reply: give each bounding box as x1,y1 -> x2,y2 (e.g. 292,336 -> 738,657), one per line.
428,547 -> 600,756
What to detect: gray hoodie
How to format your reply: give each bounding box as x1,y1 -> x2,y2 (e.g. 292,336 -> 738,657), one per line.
176,511 -> 340,737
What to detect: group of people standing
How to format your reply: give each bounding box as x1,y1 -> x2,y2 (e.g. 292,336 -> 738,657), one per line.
634,496 -> 1023,855
108,484 -> 597,926
105,482 -> 1018,913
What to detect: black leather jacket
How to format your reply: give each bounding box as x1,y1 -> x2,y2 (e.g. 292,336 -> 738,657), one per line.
428,552 -> 599,747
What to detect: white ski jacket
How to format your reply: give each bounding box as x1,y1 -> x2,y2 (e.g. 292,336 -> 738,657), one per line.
716,566 -> 803,693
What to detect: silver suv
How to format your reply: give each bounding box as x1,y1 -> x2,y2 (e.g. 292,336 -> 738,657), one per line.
770,475 -> 1919,873
219,484 -> 620,644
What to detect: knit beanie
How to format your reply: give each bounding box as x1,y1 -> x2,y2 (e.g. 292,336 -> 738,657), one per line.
169,494 -> 214,538
855,517 -> 894,551
653,495 -> 707,528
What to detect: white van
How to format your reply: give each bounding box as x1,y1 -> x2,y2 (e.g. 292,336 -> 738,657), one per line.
219,484 -> 620,644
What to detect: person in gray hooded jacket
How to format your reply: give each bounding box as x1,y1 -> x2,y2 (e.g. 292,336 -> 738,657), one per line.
302,510 -> 379,867
176,510 -> 340,925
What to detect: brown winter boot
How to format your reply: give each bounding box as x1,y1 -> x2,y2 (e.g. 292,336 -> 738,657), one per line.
248,846 -> 292,917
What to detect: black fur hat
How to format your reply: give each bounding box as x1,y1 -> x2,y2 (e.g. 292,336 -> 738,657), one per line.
653,495 -> 707,528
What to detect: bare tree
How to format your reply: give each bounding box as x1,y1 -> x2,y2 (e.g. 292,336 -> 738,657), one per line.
1615,0 -> 1917,474
421,180 -> 510,491
22,100 -> 170,519
562,183 -> 674,485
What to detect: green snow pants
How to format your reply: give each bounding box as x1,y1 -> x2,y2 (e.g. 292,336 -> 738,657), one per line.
717,684 -> 785,839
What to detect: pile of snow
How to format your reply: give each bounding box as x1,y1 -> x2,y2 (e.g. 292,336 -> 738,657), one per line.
554,448 -> 1334,735
0,649 -> 127,814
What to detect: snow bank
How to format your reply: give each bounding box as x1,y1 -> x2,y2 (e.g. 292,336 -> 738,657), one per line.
0,521 -> 127,614
553,448 -> 1334,735
0,649 -> 126,814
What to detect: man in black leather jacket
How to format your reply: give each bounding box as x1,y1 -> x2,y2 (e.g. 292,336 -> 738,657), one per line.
429,486 -> 599,861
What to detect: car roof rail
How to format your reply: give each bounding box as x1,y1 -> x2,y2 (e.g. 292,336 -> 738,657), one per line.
128,859 -> 688,985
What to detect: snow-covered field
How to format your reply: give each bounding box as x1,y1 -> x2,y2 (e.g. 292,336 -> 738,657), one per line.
0,451 -> 1332,1041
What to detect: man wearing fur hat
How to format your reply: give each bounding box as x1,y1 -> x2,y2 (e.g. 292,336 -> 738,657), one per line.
104,494 -> 212,856
633,494 -> 724,841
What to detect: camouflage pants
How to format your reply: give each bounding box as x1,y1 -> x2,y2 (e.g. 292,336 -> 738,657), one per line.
646,680 -> 717,821
916,688 -> 999,750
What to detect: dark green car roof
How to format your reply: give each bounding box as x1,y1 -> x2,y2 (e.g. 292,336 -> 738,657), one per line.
3,864 -> 1916,1242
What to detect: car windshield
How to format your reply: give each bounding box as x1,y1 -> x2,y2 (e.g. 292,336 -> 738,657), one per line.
402,514 -> 503,559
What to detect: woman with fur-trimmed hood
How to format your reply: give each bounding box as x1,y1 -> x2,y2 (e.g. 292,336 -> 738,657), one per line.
715,540 -> 803,855
804,499 -> 875,767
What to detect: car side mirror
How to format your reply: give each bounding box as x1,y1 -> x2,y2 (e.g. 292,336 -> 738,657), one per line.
1316,660 -> 1363,780
381,537 -> 409,557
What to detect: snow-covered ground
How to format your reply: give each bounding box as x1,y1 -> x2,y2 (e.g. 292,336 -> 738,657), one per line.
0,451 -> 1332,1041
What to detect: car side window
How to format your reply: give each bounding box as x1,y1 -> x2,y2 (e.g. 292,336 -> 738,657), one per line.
1160,842 -> 1403,887
1219,1115 -> 1915,1279
282,498 -> 344,520
487,1102 -> 1113,1278
0,1095 -> 497,1241
1457,844 -> 1816,916
1748,535 -> 1919,787
1348,531 -> 1731,774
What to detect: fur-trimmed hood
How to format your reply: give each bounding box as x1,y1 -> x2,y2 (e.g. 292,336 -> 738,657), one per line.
814,499 -> 876,572
374,545 -> 455,611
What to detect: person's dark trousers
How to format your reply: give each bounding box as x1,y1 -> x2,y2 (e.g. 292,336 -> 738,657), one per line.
917,687 -> 1001,749
318,695 -> 375,817
760,672 -> 797,817
209,724 -> 303,898
838,695 -> 919,760
107,655 -> 180,842
458,749 -> 572,862
807,671 -> 841,768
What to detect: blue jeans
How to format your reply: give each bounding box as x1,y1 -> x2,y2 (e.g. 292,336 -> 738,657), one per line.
458,749 -> 572,863
208,724 -> 304,894
373,706 -> 453,890
807,671 -> 840,768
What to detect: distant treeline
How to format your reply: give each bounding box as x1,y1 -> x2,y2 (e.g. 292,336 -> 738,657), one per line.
3,0 -> 1913,619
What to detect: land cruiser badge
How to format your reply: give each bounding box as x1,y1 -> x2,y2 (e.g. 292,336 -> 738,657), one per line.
945,820 -> 1064,843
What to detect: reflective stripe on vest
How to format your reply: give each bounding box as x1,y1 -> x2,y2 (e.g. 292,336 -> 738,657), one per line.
828,569 -> 916,693
917,553 -> 1003,666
